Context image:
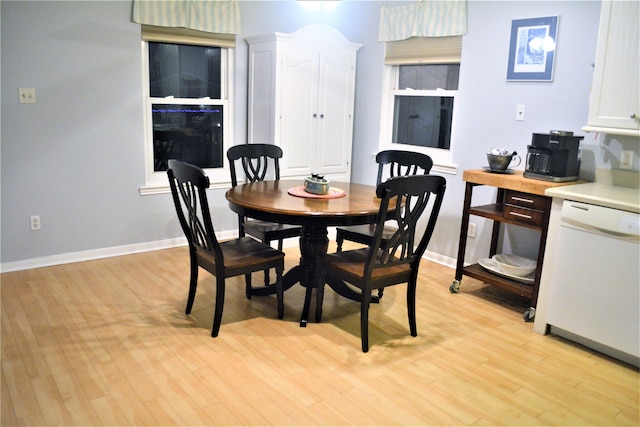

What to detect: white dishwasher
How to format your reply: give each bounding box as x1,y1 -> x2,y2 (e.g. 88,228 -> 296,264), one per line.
544,200 -> 640,366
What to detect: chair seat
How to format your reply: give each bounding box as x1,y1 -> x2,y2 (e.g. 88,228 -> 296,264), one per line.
324,248 -> 412,288
244,219 -> 302,240
221,237 -> 286,272
196,237 -> 286,277
336,224 -> 397,246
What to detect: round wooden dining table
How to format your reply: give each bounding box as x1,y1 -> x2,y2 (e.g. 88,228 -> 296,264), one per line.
226,179 -> 382,326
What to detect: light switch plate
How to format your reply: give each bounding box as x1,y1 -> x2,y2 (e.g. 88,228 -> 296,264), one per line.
516,104 -> 525,121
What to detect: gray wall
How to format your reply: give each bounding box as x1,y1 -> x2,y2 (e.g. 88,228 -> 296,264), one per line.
3,0 -> 628,270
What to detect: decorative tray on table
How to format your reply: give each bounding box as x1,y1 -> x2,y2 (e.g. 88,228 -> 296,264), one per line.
287,186 -> 346,199
287,174 -> 346,199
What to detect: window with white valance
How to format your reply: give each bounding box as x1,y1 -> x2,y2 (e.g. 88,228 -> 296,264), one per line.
135,1 -> 238,195
133,0 -> 240,35
378,1 -> 467,175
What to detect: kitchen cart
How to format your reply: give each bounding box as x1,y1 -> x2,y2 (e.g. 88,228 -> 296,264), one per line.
450,169 -> 580,321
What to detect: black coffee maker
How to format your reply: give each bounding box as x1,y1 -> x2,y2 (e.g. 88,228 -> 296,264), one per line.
524,131 -> 584,182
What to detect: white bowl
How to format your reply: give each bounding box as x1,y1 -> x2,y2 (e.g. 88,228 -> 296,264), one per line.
492,254 -> 536,277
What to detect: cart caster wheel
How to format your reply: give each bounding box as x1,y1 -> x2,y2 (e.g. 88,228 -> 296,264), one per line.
450,280 -> 460,294
523,307 -> 535,322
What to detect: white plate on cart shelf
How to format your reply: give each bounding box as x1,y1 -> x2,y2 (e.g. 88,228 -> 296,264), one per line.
492,253 -> 536,276
478,258 -> 535,284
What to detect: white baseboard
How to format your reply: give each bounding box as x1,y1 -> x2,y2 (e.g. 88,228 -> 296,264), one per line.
0,237 -> 183,273
424,250 -> 457,269
1,230 -> 457,274
1,230 -> 232,273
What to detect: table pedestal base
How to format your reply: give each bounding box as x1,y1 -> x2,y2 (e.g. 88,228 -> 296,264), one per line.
279,224 -> 378,327
239,225 -> 378,326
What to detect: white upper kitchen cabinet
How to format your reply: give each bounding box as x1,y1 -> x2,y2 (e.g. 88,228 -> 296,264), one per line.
246,25 -> 361,181
583,0 -> 640,137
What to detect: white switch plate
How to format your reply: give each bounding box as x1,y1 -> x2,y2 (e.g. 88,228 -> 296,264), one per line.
19,88 -> 37,104
516,104 -> 525,121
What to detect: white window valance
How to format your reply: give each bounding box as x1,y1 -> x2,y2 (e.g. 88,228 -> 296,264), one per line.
379,0 -> 467,42
133,0 -> 241,35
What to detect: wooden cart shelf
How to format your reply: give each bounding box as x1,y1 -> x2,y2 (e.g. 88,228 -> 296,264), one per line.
451,169 -> 583,321
461,263 -> 533,299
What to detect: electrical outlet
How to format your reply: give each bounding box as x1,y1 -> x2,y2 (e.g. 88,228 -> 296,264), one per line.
18,88 -> 37,104
30,215 -> 41,231
620,150 -> 634,170
467,222 -> 476,238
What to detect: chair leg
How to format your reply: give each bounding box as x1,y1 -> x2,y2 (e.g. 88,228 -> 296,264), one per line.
336,233 -> 344,252
378,288 -> 384,299
244,274 -> 252,299
315,284 -> 325,323
211,276 -> 226,337
276,265 -> 284,320
300,285 -> 313,327
361,290 -> 372,352
261,238 -> 278,287
407,279 -> 417,337
185,253 -> 199,314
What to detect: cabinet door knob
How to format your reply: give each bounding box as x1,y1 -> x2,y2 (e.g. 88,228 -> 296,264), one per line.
631,113 -> 638,120
313,113 -> 317,118
320,114 -> 324,118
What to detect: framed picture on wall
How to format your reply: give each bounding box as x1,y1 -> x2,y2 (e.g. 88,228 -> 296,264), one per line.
506,16 -> 559,81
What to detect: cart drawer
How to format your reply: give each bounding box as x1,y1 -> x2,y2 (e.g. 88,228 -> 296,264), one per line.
503,205 -> 545,227
504,191 -> 548,210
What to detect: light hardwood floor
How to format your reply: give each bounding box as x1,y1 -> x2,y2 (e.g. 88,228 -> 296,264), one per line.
2,243 -> 638,426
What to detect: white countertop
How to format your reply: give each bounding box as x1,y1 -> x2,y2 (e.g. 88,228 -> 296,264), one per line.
545,182 -> 640,213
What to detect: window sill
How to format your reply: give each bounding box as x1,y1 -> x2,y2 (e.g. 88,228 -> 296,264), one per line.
431,162 -> 458,175
139,181 -> 230,196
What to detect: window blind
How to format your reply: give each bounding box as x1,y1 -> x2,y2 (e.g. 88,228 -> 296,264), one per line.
141,24 -> 235,48
384,35 -> 462,65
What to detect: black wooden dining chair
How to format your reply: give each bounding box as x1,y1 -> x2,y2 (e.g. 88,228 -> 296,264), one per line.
167,159 -> 285,337
323,174 -> 446,352
227,144 -> 302,292
335,150 -> 433,298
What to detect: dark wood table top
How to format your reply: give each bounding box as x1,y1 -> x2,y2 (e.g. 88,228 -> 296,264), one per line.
225,179 -> 381,226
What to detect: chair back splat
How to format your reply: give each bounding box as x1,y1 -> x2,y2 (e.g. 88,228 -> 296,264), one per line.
227,143 -> 283,186
375,149 -> 434,185
324,174 -> 446,352
335,150 -> 435,300
168,159 -> 285,337
168,160 -> 219,263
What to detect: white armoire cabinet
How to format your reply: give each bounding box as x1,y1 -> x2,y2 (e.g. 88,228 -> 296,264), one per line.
246,25 -> 361,181
583,0 -> 640,137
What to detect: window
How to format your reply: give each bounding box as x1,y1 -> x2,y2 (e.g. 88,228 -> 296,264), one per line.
140,37 -> 233,194
393,64 -> 459,150
380,36 -> 462,174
